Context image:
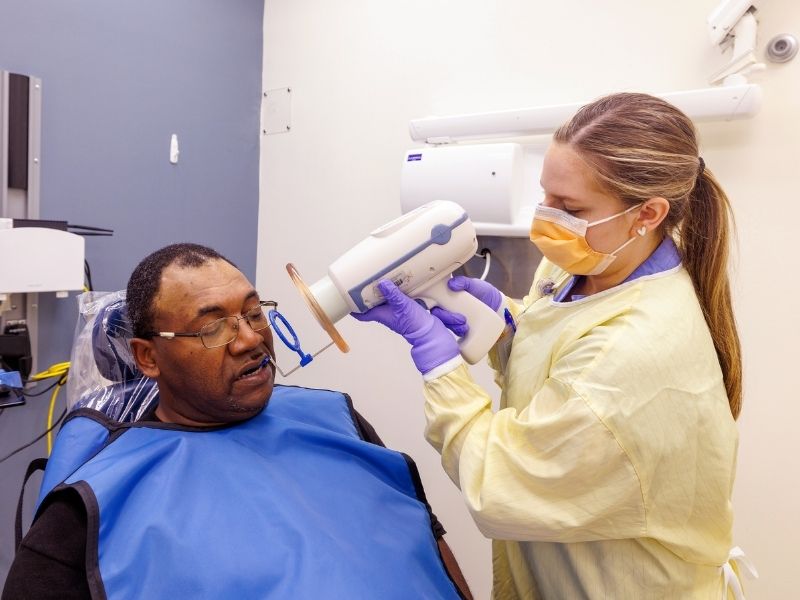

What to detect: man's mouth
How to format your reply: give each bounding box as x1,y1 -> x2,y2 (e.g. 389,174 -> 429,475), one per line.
236,356 -> 272,381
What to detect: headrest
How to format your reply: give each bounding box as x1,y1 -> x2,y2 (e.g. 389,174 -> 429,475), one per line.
91,298 -> 139,382
67,291 -> 159,422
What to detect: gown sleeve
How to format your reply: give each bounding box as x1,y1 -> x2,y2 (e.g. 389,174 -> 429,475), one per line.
422,364 -> 646,544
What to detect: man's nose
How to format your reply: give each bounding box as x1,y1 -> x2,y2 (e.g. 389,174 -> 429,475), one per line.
229,319 -> 263,353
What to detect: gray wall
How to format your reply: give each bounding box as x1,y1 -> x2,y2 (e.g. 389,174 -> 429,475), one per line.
0,0 -> 264,582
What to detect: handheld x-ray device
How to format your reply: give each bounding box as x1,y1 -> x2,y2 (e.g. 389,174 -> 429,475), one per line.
286,200 -> 506,364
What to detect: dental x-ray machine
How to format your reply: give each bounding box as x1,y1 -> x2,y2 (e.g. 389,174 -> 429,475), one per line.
286,200 -> 506,366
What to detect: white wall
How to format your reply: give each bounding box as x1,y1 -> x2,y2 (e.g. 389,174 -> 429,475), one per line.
258,1 -> 800,597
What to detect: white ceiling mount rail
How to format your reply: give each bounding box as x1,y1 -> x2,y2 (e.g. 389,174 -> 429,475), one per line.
408,83 -> 762,144
410,0 -> 767,145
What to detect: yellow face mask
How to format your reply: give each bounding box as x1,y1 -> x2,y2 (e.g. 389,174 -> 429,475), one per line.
530,203 -> 643,276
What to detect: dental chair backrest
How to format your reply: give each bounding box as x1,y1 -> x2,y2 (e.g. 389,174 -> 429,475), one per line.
68,291 -> 159,422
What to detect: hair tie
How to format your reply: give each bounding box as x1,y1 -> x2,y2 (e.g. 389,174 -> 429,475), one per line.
695,157 -> 705,187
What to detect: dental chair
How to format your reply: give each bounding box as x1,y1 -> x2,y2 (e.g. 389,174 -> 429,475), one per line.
16,292 -> 160,542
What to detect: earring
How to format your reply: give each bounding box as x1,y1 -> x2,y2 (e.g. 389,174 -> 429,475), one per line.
637,226 -> 647,237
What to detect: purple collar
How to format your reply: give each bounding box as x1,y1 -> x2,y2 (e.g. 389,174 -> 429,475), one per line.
554,237 -> 681,303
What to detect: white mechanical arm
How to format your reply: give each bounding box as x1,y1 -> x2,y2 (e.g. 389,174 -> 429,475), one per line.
707,0 -> 767,84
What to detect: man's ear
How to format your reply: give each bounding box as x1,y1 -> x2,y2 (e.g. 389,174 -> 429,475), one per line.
129,338 -> 160,379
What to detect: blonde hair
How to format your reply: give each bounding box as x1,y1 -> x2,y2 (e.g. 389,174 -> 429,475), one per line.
554,92 -> 742,419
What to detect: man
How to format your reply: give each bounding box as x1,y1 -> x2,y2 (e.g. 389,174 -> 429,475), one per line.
3,243 -> 471,599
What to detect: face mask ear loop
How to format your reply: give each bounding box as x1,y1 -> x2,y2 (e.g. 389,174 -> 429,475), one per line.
586,202 -> 643,229
609,234 -> 639,257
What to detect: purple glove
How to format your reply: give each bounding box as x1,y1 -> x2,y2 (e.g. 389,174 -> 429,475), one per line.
448,276 -> 502,311
431,276 -> 503,337
351,280 -> 459,375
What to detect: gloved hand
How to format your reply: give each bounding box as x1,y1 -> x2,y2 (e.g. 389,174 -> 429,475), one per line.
430,276 -> 503,338
447,276 -> 502,311
351,280 -> 460,375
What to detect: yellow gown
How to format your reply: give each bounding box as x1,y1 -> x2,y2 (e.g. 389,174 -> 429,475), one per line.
423,259 -> 740,599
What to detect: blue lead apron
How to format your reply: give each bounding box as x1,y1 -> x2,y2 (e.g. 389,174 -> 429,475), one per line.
37,385 -> 461,599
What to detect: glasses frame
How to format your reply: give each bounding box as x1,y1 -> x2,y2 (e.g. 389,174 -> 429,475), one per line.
146,300 -> 277,349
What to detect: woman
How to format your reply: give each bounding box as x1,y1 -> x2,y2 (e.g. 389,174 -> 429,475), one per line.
354,93 -> 747,598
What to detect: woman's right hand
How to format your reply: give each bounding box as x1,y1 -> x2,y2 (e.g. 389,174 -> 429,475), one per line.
447,276 -> 502,311
430,276 -> 503,337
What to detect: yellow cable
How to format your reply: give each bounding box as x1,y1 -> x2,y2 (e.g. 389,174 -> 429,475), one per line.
30,362 -> 70,381
28,362 -> 71,456
46,382 -> 63,456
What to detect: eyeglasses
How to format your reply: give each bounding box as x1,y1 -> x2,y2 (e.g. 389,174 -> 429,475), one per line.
146,300 -> 277,349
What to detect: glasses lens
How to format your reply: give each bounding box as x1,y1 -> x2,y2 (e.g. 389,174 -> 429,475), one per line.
245,304 -> 270,332
200,316 -> 239,348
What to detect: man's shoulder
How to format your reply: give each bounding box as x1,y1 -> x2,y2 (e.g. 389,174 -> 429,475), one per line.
269,385 -> 379,442
3,487 -> 91,599
268,385 -> 387,446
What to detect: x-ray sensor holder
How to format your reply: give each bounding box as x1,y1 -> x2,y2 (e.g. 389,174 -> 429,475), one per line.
268,309 -> 313,367
264,307 -> 336,378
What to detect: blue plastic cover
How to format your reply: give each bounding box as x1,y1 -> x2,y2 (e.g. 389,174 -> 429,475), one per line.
67,291 -> 159,422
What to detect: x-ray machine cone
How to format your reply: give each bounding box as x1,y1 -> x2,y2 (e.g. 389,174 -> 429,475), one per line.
286,200 -> 506,364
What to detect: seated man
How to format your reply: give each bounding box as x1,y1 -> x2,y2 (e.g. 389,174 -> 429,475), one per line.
3,243 -> 471,600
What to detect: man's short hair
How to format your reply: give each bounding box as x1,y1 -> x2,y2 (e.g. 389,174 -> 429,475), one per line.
127,243 -> 236,339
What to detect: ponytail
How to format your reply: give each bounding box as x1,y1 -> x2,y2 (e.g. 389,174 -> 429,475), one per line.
556,92 -> 743,419
680,170 -> 742,419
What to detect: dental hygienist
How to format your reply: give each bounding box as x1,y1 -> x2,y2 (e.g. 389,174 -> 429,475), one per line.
353,93 -> 748,599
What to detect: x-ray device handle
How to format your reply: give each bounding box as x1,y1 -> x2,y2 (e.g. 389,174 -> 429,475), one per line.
416,277 -> 505,364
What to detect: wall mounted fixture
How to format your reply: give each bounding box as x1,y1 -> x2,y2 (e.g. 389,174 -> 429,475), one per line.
408,83 -> 762,144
